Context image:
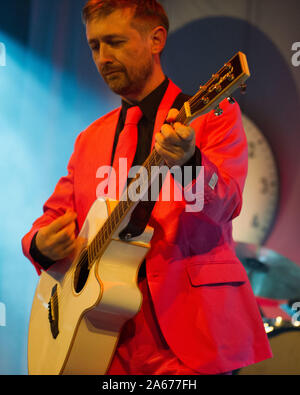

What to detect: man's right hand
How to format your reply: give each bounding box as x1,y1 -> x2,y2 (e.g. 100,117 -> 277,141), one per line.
36,211 -> 78,261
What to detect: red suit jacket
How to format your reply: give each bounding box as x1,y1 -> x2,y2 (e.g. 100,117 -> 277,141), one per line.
22,80 -> 272,374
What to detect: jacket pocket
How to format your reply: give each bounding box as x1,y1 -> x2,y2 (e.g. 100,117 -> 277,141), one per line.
186,261 -> 248,286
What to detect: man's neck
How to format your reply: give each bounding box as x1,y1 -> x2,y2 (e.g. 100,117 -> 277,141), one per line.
122,65 -> 166,104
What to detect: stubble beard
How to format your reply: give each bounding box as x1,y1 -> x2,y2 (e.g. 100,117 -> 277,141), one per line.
102,56 -> 153,98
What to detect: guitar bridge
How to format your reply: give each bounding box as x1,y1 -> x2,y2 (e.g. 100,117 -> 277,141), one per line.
48,284 -> 59,339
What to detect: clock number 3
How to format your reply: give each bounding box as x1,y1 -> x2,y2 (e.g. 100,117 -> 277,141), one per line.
292,302 -> 300,324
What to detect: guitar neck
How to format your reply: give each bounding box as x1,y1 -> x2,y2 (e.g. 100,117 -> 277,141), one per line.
86,147 -> 163,268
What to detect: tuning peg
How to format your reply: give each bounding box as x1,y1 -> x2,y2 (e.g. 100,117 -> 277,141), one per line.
214,105 -> 223,116
240,83 -> 247,95
227,96 -> 235,104
215,84 -> 222,93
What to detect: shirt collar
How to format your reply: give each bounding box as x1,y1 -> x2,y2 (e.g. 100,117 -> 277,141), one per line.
121,77 -> 169,122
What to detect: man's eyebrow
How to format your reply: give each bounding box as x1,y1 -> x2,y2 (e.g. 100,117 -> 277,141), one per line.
88,34 -> 126,44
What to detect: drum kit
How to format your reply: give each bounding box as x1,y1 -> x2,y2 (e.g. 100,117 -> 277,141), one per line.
234,242 -> 300,375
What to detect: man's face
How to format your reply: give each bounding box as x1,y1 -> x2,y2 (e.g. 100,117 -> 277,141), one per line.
86,8 -> 154,100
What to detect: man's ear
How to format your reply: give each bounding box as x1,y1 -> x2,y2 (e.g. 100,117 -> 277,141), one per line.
150,26 -> 167,55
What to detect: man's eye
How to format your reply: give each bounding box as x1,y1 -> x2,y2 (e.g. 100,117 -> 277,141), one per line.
110,41 -> 125,47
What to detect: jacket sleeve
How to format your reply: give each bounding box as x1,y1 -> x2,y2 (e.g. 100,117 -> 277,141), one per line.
21,132 -> 83,275
183,98 -> 248,223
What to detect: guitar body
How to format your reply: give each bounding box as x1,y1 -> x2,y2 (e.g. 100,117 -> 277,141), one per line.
28,198 -> 153,375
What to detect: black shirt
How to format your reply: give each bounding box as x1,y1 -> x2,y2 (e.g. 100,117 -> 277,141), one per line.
112,77 -> 170,169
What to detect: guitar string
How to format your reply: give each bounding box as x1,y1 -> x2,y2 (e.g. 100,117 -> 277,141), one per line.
87,147 -> 164,264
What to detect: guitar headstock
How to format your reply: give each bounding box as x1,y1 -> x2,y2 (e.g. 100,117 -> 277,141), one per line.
181,52 -> 250,124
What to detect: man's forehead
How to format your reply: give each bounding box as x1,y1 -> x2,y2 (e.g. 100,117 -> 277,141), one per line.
86,8 -> 136,39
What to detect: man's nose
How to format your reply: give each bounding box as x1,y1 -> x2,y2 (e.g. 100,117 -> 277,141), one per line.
98,43 -> 113,65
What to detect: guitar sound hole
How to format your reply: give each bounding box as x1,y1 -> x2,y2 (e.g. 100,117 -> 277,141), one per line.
74,249 -> 90,293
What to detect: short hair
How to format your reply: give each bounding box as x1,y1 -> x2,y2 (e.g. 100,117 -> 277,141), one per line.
82,0 -> 169,35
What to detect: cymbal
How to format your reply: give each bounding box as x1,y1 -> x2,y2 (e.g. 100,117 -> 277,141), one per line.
235,242 -> 300,300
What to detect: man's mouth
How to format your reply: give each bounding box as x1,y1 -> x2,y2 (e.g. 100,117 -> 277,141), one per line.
103,70 -> 123,76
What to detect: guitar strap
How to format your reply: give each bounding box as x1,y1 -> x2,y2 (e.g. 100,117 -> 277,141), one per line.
119,91 -> 191,241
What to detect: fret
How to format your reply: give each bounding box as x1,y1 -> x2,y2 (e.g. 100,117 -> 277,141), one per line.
91,238 -> 96,262
94,237 -> 99,259
110,212 -> 116,234
87,243 -> 93,264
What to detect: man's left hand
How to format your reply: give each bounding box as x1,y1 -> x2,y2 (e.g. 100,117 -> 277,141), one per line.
155,108 -> 195,167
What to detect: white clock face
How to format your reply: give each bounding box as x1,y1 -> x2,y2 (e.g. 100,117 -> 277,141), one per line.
232,114 -> 279,245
